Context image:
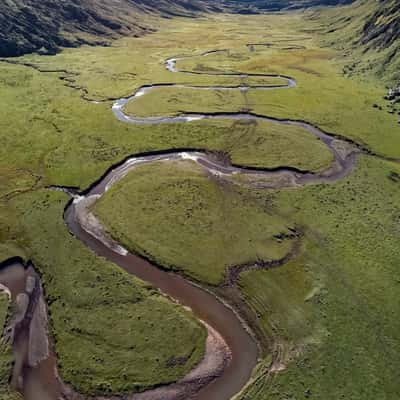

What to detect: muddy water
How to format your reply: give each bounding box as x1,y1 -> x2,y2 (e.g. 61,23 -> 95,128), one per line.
0,261 -> 61,400
66,207 -> 258,400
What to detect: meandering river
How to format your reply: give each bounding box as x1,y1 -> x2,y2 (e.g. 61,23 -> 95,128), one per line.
0,49 -> 360,400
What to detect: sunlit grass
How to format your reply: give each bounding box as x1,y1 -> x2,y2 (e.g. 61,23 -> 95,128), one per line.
94,161 -> 295,284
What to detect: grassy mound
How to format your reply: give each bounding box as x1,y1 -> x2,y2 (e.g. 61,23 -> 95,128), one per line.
94,161 -> 296,285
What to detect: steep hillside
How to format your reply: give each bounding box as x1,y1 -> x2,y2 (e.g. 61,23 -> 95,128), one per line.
310,0 -> 400,83
361,0 -> 399,50
0,0 -> 221,57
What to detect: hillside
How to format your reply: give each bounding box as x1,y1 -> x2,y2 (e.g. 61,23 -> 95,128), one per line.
0,0 -> 357,58
0,0 -> 221,57
310,0 -> 400,83
361,0 -> 399,50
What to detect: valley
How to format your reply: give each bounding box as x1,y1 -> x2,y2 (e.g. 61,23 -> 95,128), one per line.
0,2 -> 399,400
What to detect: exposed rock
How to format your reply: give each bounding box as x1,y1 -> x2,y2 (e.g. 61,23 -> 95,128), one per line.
361,0 -> 400,50
25,276 -> 36,295
388,171 -> 400,182
28,292 -> 49,367
14,293 -> 29,324
385,85 -> 400,101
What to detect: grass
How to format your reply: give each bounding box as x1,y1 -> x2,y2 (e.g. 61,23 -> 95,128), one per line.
308,0 -> 400,85
94,160 -> 295,285
0,293 -> 20,400
222,120 -> 334,172
239,255 -> 316,354
6,189 -> 206,395
238,155 -> 400,400
176,42 -> 400,158
124,86 -> 247,117
94,153 -> 400,398
8,13 -> 399,160
0,60 -> 331,192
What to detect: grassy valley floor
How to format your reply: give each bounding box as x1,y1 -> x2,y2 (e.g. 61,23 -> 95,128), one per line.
0,7 -> 399,400
93,154 -> 400,399
238,156 -> 400,399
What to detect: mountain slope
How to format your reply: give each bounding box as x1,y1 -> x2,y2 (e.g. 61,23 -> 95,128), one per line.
310,0 -> 400,83
361,0 -> 399,50
0,0 -> 221,57
2,0 -> 397,60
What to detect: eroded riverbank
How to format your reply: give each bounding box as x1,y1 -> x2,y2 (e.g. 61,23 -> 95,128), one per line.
0,258 -> 61,400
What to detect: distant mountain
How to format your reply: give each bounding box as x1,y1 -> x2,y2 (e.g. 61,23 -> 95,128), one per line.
5,0 -> 397,60
0,0 -> 358,58
223,0 -> 353,13
0,0 -> 221,57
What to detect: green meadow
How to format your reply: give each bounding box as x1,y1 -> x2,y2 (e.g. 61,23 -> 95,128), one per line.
238,156 -> 400,400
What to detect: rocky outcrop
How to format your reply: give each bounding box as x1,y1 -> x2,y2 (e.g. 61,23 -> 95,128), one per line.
361,0 -> 400,50
385,85 -> 400,101
311,0 -> 399,83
